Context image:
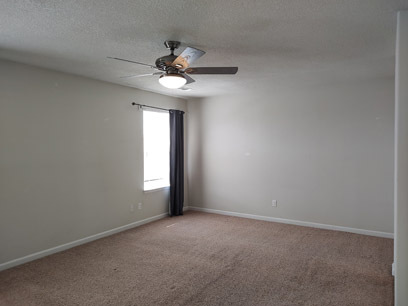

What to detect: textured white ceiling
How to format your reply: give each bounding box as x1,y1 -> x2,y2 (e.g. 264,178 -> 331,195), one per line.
0,0 -> 407,98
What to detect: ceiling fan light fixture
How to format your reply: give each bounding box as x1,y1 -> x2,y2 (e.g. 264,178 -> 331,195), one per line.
158,73 -> 187,89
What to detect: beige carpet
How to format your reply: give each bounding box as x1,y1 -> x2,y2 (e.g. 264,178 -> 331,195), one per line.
0,211 -> 393,306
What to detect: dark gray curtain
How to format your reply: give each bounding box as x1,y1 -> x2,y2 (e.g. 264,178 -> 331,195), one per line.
169,110 -> 184,216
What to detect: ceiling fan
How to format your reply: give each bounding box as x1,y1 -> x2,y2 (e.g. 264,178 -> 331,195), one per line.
108,41 -> 238,89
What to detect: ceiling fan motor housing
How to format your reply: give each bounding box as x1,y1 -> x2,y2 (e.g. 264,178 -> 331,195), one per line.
155,54 -> 178,71
155,40 -> 181,71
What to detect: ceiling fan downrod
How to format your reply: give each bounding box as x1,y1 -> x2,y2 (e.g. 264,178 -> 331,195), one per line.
164,40 -> 180,55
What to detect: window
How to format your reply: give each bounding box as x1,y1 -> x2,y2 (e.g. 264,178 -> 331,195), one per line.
143,110 -> 170,191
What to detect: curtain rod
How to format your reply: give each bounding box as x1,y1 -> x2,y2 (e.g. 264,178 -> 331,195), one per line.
131,102 -> 184,114
131,102 -> 170,112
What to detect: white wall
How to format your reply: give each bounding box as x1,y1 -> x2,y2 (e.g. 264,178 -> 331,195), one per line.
188,78 -> 394,234
0,59 -> 188,264
394,10 -> 408,306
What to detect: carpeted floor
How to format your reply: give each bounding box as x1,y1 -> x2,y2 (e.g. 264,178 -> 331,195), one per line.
0,211 -> 393,306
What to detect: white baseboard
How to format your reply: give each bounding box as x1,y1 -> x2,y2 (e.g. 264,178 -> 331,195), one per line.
0,212 -> 169,272
1,205 -> 391,272
189,206 -> 394,239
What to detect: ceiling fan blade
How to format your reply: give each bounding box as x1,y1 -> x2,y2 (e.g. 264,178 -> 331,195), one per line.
184,67 -> 238,74
120,72 -> 163,79
183,74 -> 196,85
171,47 -> 205,69
107,57 -> 157,69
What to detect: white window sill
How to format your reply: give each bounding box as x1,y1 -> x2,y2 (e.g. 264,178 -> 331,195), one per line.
143,186 -> 170,193
143,182 -> 170,193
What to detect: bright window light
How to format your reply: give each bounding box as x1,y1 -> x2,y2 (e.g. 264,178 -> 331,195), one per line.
143,110 -> 170,191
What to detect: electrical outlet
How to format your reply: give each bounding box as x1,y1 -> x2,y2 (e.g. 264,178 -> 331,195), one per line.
130,204 -> 135,212
272,200 -> 277,207
138,203 -> 143,210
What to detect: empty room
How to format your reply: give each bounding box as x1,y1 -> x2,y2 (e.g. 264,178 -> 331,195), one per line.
1,1 -> 408,305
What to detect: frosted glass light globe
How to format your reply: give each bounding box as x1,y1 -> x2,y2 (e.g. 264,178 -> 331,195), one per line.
158,74 -> 187,89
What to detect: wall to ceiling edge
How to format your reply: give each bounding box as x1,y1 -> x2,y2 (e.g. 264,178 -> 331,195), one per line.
187,77 -> 395,235
0,59 -> 188,265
